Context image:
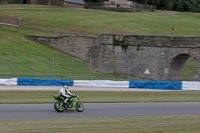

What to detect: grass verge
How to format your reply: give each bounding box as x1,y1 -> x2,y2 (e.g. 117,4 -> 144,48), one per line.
0,115 -> 200,133
0,90 -> 200,104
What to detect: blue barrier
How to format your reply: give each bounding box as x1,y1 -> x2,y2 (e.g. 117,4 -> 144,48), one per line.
16,78 -> 183,90
17,78 -> 73,86
129,81 -> 182,90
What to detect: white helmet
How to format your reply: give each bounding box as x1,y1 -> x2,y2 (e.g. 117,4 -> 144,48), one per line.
63,85 -> 68,90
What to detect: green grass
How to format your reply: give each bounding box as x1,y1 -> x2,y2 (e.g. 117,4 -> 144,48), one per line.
0,90 -> 200,104
1,115 -> 200,133
0,29 -> 117,79
1,9 -> 200,36
0,5 -> 200,80
182,57 -> 198,81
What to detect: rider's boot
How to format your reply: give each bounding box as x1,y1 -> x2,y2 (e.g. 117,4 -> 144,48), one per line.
67,98 -> 73,106
63,100 -> 68,107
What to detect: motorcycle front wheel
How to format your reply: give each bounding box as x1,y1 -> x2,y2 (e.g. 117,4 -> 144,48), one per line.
76,102 -> 84,112
54,102 -> 65,112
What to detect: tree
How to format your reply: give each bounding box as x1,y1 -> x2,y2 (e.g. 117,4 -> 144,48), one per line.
130,0 -> 200,12
148,0 -> 161,6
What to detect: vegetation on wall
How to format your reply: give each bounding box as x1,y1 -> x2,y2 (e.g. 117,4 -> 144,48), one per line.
113,35 -> 129,52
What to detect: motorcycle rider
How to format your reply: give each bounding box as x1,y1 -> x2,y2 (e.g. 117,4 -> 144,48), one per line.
59,85 -> 75,105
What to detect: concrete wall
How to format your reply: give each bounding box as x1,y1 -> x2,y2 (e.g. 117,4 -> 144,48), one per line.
27,34 -> 200,81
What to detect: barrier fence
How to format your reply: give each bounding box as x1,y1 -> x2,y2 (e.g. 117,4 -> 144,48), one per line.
0,52 -> 198,81
0,78 -> 199,90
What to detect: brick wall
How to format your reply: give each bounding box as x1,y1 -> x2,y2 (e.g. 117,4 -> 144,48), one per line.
37,0 -> 48,5
28,0 -> 39,4
64,2 -> 84,8
0,0 -> 18,4
10,0 -> 18,4
51,0 -> 64,6
0,0 -> 84,7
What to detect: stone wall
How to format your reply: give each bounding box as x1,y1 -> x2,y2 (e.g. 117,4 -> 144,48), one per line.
64,2 -> 84,8
85,1 -> 154,12
98,34 -> 200,80
27,34 -> 200,81
27,34 -> 100,65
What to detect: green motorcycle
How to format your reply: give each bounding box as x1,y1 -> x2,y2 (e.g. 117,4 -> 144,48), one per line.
52,94 -> 84,112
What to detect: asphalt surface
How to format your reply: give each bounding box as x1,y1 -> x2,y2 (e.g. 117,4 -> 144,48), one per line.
1,102 -> 200,120
0,86 -> 172,91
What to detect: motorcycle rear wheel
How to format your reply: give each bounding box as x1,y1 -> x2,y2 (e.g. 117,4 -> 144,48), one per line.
76,102 -> 84,112
54,102 -> 65,112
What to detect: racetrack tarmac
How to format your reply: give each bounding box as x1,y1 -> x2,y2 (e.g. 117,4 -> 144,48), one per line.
0,86 -> 172,91
1,102 -> 200,120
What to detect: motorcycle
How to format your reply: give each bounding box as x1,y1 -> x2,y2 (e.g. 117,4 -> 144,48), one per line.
52,94 -> 84,112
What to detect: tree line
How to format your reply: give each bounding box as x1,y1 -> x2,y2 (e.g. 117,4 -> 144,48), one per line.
131,0 -> 200,12
84,0 -> 200,12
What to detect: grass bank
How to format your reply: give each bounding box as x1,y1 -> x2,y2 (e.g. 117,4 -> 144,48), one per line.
0,115 -> 200,133
0,5 -> 200,80
0,90 -> 200,104
1,6 -> 200,36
